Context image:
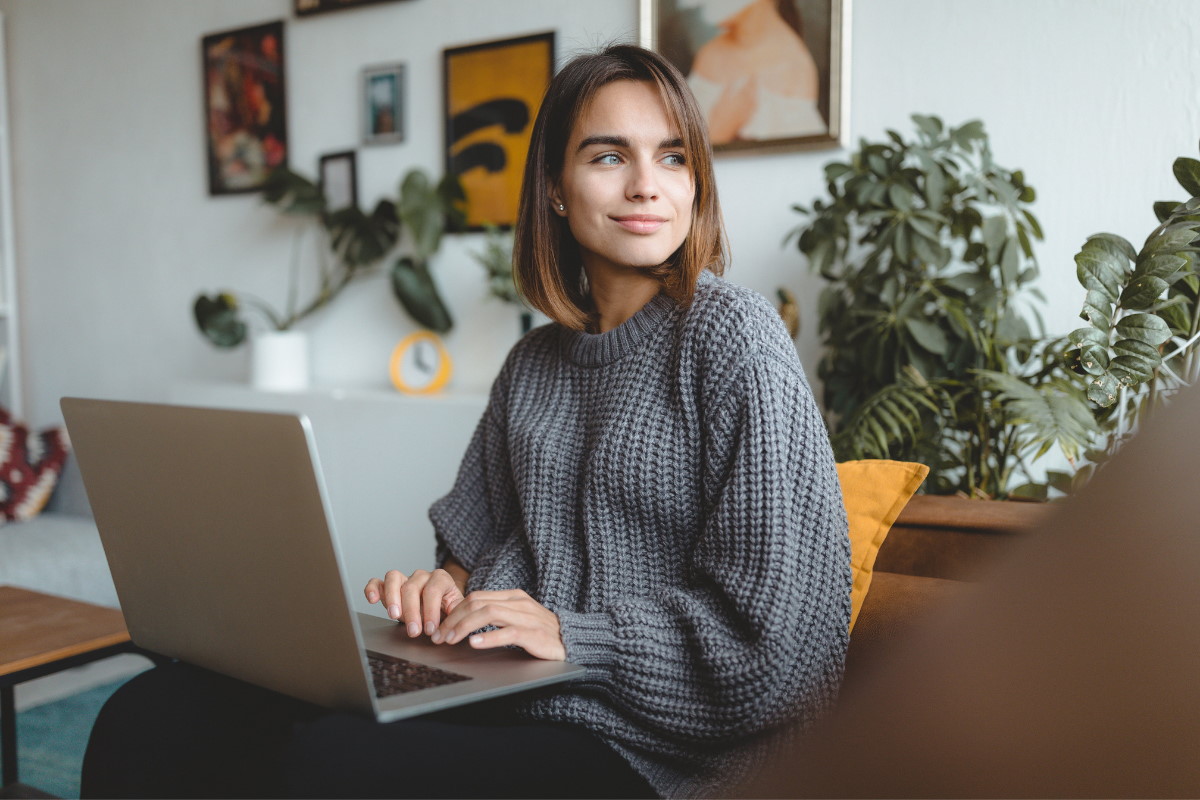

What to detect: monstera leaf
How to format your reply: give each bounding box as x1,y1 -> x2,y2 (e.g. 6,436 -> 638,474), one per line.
391,256 -> 453,333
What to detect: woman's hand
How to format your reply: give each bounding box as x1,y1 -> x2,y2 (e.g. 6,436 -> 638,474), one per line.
363,563 -> 466,639
432,589 -> 566,661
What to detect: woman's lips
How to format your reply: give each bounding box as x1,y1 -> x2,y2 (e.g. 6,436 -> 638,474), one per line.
612,215 -> 667,234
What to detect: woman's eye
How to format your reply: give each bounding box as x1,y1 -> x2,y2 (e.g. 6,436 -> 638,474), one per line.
663,153 -> 687,167
594,153 -> 621,165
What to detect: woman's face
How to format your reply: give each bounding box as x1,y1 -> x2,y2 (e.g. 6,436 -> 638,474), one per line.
551,80 -> 695,281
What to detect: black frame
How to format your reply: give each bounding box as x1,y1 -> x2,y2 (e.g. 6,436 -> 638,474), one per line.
319,150 -> 359,212
294,0 -> 404,17
202,20 -> 289,195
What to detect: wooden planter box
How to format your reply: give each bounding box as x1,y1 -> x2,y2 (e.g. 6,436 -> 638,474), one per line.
876,494 -> 1051,581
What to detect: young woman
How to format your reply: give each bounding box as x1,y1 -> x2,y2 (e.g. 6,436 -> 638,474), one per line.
82,44 -> 849,799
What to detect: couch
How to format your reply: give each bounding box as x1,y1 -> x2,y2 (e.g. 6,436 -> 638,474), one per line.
0,458 -> 118,608
843,493 -> 1046,685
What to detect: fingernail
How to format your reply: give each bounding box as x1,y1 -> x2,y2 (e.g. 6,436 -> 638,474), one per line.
407,622 -> 421,637
431,629 -> 444,644
367,591 -> 377,602
470,635 -> 483,647
425,621 -> 436,636
388,604 -> 400,619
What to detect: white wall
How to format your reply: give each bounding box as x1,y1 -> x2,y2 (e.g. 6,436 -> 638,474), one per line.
1,0 -> 1198,429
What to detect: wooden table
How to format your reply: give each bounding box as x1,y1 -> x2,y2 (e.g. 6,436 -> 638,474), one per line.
0,586 -> 137,797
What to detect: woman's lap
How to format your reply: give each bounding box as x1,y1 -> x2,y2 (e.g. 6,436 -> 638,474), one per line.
82,661 -> 654,799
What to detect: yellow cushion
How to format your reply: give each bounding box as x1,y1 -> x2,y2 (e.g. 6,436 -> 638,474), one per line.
837,459 -> 930,631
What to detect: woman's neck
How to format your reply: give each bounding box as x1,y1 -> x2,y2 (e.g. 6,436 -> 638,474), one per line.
584,267 -> 662,333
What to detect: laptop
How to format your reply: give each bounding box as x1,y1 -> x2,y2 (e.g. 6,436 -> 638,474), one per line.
60,397 -> 585,722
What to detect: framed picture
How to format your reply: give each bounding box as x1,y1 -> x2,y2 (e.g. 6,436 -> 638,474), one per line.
362,63 -> 405,145
443,31 -> 555,230
202,20 -> 288,195
295,0 -> 404,16
640,0 -> 848,154
319,150 -> 358,212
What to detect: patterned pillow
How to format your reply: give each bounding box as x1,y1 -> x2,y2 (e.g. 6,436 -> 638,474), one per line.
0,407 -> 70,523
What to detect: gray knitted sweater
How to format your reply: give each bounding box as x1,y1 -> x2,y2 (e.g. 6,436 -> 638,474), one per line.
429,272 -> 851,798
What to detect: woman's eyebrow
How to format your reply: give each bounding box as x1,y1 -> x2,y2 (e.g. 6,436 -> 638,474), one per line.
576,135 -> 686,152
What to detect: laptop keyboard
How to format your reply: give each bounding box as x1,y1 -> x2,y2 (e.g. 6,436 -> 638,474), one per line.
367,652 -> 471,698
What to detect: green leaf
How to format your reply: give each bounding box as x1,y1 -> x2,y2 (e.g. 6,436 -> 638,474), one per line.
999,239 -> 1020,285
1022,209 -> 1044,240
193,293 -> 248,348
911,229 -> 946,267
326,200 -> 401,269
261,168 -> 326,216
905,317 -> 950,354
951,120 -> 986,149
1111,337 -> 1163,383
911,114 -> 943,138
976,370 -> 1098,463
1172,156 -> 1200,197
1108,354 -> 1155,384
1137,252 -> 1189,280
1118,274 -> 1169,310
924,162 -> 947,209
888,182 -> 913,212
1076,344 -> 1109,376
1074,246 -> 1125,302
1114,313 -> 1171,346
1068,326 -> 1108,347
390,256 -> 454,333
982,215 -> 1007,259
1154,201 -> 1182,222
1086,372 -> 1121,407
1143,227 -> 1197,257
1080,288 -> 1112,326
1159,301 -> 1192,333
1086,232 -> 1137,262
824,162 -> 853,181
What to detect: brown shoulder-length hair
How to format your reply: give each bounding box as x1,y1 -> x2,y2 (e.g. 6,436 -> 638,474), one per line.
513,44 -> 728,331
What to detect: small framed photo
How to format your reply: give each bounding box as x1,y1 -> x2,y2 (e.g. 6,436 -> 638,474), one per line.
640,0 -> 849,155
319,151 -> 358,212
443,32 -> 555,230
202,20 -> 288,195
362,63 -> 405,145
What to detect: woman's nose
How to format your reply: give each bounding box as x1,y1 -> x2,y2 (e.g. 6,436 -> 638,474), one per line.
626,160 -> 660,201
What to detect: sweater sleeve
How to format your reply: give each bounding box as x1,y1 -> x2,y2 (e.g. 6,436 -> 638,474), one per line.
555,350 -> 852,743
428,368 -> 519,573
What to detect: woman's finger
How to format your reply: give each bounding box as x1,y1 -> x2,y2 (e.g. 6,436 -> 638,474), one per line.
382,569 -> 409,620
399,570 -> 432,636
363,577 -> 384,604
420,569 -> 462,634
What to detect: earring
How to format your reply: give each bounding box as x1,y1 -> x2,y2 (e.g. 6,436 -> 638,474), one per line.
558,204 -> 565,212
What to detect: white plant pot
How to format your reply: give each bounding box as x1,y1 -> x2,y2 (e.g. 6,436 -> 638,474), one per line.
250,330 -> 310,392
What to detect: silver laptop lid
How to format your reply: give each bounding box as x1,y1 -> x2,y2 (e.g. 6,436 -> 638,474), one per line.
61,397 -> 376,715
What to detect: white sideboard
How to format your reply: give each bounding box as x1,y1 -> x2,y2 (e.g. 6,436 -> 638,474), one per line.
170,382 -> 489,615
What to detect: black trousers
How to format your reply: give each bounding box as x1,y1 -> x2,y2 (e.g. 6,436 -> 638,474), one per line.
81,662 -> 657,799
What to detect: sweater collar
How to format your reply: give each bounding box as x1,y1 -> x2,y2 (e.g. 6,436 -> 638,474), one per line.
562,291 -> 677,367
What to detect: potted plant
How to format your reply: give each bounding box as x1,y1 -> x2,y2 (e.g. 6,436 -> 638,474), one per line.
193,168 -> 400,348
1011,144 -> 1200,489
194,166 -> 464,343
788,114 -> 1094,500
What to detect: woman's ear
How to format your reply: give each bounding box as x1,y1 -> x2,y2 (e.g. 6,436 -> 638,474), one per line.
547,184 -> 566,216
